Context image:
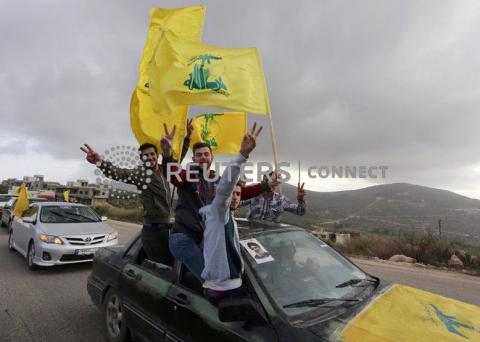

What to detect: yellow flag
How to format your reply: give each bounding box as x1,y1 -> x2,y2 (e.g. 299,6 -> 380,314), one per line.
190,112 -> 247,155
150,31 -> 271,115
137,6 -> 206,94
14,184 -> 29,218
130,88 -> 187,160
131,6 -> 206,160
341,285 -> 480,342
63,190 -> 70,202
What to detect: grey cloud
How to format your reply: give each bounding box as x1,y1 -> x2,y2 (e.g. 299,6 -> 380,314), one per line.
1,0 -> 480,196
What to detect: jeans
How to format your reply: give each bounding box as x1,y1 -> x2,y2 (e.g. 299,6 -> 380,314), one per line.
141,223 -> 172,266
169,233 -> 204,282
205,285 -> 248,306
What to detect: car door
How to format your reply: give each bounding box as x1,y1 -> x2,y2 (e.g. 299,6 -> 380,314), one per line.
165,262 -> 277,342
12,207 -> 38,256
119,238 -> 175,342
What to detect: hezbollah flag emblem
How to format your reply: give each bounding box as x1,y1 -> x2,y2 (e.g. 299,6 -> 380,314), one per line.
190,112 -> 247,154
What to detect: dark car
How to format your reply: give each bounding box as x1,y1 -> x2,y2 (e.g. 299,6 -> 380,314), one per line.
88,219 -> 390,342
0,194 -> 17,225
1,197 -> 48,228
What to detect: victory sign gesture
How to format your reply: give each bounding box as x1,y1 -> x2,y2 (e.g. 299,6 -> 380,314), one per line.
80,143 -> 101,164
240,122 -> 263,158
160,123 -> 177,158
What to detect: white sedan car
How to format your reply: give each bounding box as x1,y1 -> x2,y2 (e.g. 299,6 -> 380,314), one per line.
8,202 -> 118,270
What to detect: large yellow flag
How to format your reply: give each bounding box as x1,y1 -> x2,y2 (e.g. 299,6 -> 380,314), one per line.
190,112 -> 247,154
14,184 -> 29,218
149,31 -> 271,115
130,6 -> 205,160
137,6 -> 206,94
341,285 -> 480,342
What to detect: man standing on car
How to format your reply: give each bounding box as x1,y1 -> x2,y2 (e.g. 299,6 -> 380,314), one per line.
200,123 -> 262,305
160,123 -> 279,282
80,121 -> 194,265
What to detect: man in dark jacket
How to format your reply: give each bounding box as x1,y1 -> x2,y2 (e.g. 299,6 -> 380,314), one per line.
81,122 -> 192,265
160,124 -> 278,281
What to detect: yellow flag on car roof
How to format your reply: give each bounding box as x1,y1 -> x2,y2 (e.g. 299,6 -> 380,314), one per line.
190,112 -> 247,155
340,285 -> 480,342
130,6 -> 205,160
149,31 -> 271,115
14,183 -> 29,218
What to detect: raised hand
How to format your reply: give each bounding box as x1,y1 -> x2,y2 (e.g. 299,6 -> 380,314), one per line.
80,144 -> 101,164
240,122 -> 263,158
186,119 -> 194,139
297,182 -> 306,201
160,123 -> 177,158
268,171 -> 282,190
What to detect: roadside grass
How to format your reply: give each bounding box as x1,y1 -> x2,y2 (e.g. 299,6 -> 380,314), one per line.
92,203 -> 143,224
332,232 -> 480,270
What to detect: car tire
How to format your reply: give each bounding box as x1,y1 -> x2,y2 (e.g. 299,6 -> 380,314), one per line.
8,229 -> 14,251
104,289 -> 130,342
27,241 -> 38,270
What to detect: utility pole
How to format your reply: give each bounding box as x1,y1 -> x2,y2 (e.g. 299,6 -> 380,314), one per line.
438,219 -> 442,238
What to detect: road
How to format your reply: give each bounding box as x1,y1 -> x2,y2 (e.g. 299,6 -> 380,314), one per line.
0,220 -> 479,341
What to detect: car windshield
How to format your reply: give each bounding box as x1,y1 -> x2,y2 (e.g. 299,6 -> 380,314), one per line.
40,205 -> 100,223
242,230 -> 375,319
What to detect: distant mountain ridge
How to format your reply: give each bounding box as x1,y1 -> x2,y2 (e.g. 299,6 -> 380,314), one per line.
277,182 -> 480,244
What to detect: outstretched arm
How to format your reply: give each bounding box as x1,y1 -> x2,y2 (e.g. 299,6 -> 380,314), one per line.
80,143 -> 139,185
212,123 -> 263,213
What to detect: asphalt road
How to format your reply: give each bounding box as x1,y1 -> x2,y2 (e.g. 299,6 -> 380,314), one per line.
1,220 -> 479,342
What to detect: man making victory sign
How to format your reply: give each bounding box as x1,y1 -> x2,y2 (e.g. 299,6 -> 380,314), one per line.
161,122 -> 278,281
80,120 -> 193,265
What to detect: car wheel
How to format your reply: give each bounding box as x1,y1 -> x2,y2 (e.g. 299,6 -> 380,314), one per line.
8,229 -> 14,251
104,289 -> 129,342
27,241 -> 38,270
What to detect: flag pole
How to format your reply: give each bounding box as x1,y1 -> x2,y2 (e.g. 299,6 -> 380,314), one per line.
267,111 -> 282,194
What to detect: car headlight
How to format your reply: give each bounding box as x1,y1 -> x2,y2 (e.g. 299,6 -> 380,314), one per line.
39,234 -> 63,245
107,231 -> 118,242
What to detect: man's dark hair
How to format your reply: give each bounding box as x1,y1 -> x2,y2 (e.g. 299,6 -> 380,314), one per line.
138,143 -> 158,154
192,142 -> 212,154
247,242 -> 260,249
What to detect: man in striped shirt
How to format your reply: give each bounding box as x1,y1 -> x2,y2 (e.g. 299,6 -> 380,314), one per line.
242,174 -> 307,223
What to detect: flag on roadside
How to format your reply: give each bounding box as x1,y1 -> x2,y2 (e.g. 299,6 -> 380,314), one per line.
149,31 -> 271,115
130,6 -> 206,160
63,190 -> 70,202
14,183 -> 29,218
190,112 -> 247,154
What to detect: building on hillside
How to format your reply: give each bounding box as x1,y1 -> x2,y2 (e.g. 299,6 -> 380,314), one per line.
311,228 -> 361,245
55,180 -> 109,205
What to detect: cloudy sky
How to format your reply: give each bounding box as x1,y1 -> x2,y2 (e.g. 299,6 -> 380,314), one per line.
1,0 -> 480,198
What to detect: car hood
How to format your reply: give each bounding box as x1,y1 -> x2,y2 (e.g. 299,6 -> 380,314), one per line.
304,284 -> 480,341
40,222 -> 113,236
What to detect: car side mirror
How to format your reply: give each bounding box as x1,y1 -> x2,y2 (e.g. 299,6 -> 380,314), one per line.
22,217 -> 34,224
101,216 -> 108,221
218,297 -> 267,323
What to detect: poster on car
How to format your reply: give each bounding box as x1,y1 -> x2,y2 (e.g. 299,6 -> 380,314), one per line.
240,238 -> 274,264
